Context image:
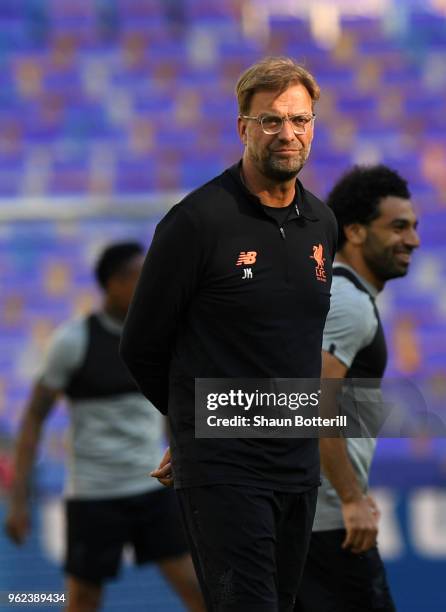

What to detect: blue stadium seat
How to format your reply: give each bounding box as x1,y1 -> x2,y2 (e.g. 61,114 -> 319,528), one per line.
115,156 -> 157,193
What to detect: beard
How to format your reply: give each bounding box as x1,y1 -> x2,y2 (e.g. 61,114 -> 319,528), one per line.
249,144 -> 311,182
363,236 -> 412,281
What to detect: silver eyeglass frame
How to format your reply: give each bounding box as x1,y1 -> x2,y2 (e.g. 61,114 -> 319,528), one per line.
239,113 -> 316,135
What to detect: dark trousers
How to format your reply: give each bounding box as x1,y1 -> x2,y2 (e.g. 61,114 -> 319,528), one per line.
295,529 -> 396,612
177,484 -> 318,612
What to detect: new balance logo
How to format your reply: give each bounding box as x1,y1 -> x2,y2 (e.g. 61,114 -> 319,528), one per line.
236,251 -> 257,266
242,268 -> 253,280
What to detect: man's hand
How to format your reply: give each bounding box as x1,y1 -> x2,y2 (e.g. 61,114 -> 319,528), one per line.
341,494 -> 380,554
150,447 -> 174,487
6,382 -> 57,547
4,499 -> 30,545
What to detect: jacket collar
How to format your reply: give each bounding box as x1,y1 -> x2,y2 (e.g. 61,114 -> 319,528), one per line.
226,161 -> 319,221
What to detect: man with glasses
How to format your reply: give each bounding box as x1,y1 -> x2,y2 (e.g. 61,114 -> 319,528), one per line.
121,57 -> 337,611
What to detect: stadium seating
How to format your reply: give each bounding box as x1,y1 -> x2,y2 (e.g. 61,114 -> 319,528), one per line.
0,0 -> 445,482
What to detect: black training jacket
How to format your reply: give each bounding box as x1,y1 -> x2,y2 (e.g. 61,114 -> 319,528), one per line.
121,162 -> 338,491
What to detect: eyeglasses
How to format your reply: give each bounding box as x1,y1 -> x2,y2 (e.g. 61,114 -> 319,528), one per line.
240,113 -> 316,135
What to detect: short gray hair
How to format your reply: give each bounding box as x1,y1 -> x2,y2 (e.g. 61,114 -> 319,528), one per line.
236,56 -> 320,115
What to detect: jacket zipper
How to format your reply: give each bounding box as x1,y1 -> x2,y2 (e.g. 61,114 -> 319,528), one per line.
278,225 -> 290,282
279,203 -> 299,239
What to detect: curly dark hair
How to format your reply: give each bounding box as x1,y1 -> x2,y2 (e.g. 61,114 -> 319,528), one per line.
95,241 -> 143,289
327,165 -> 411,250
